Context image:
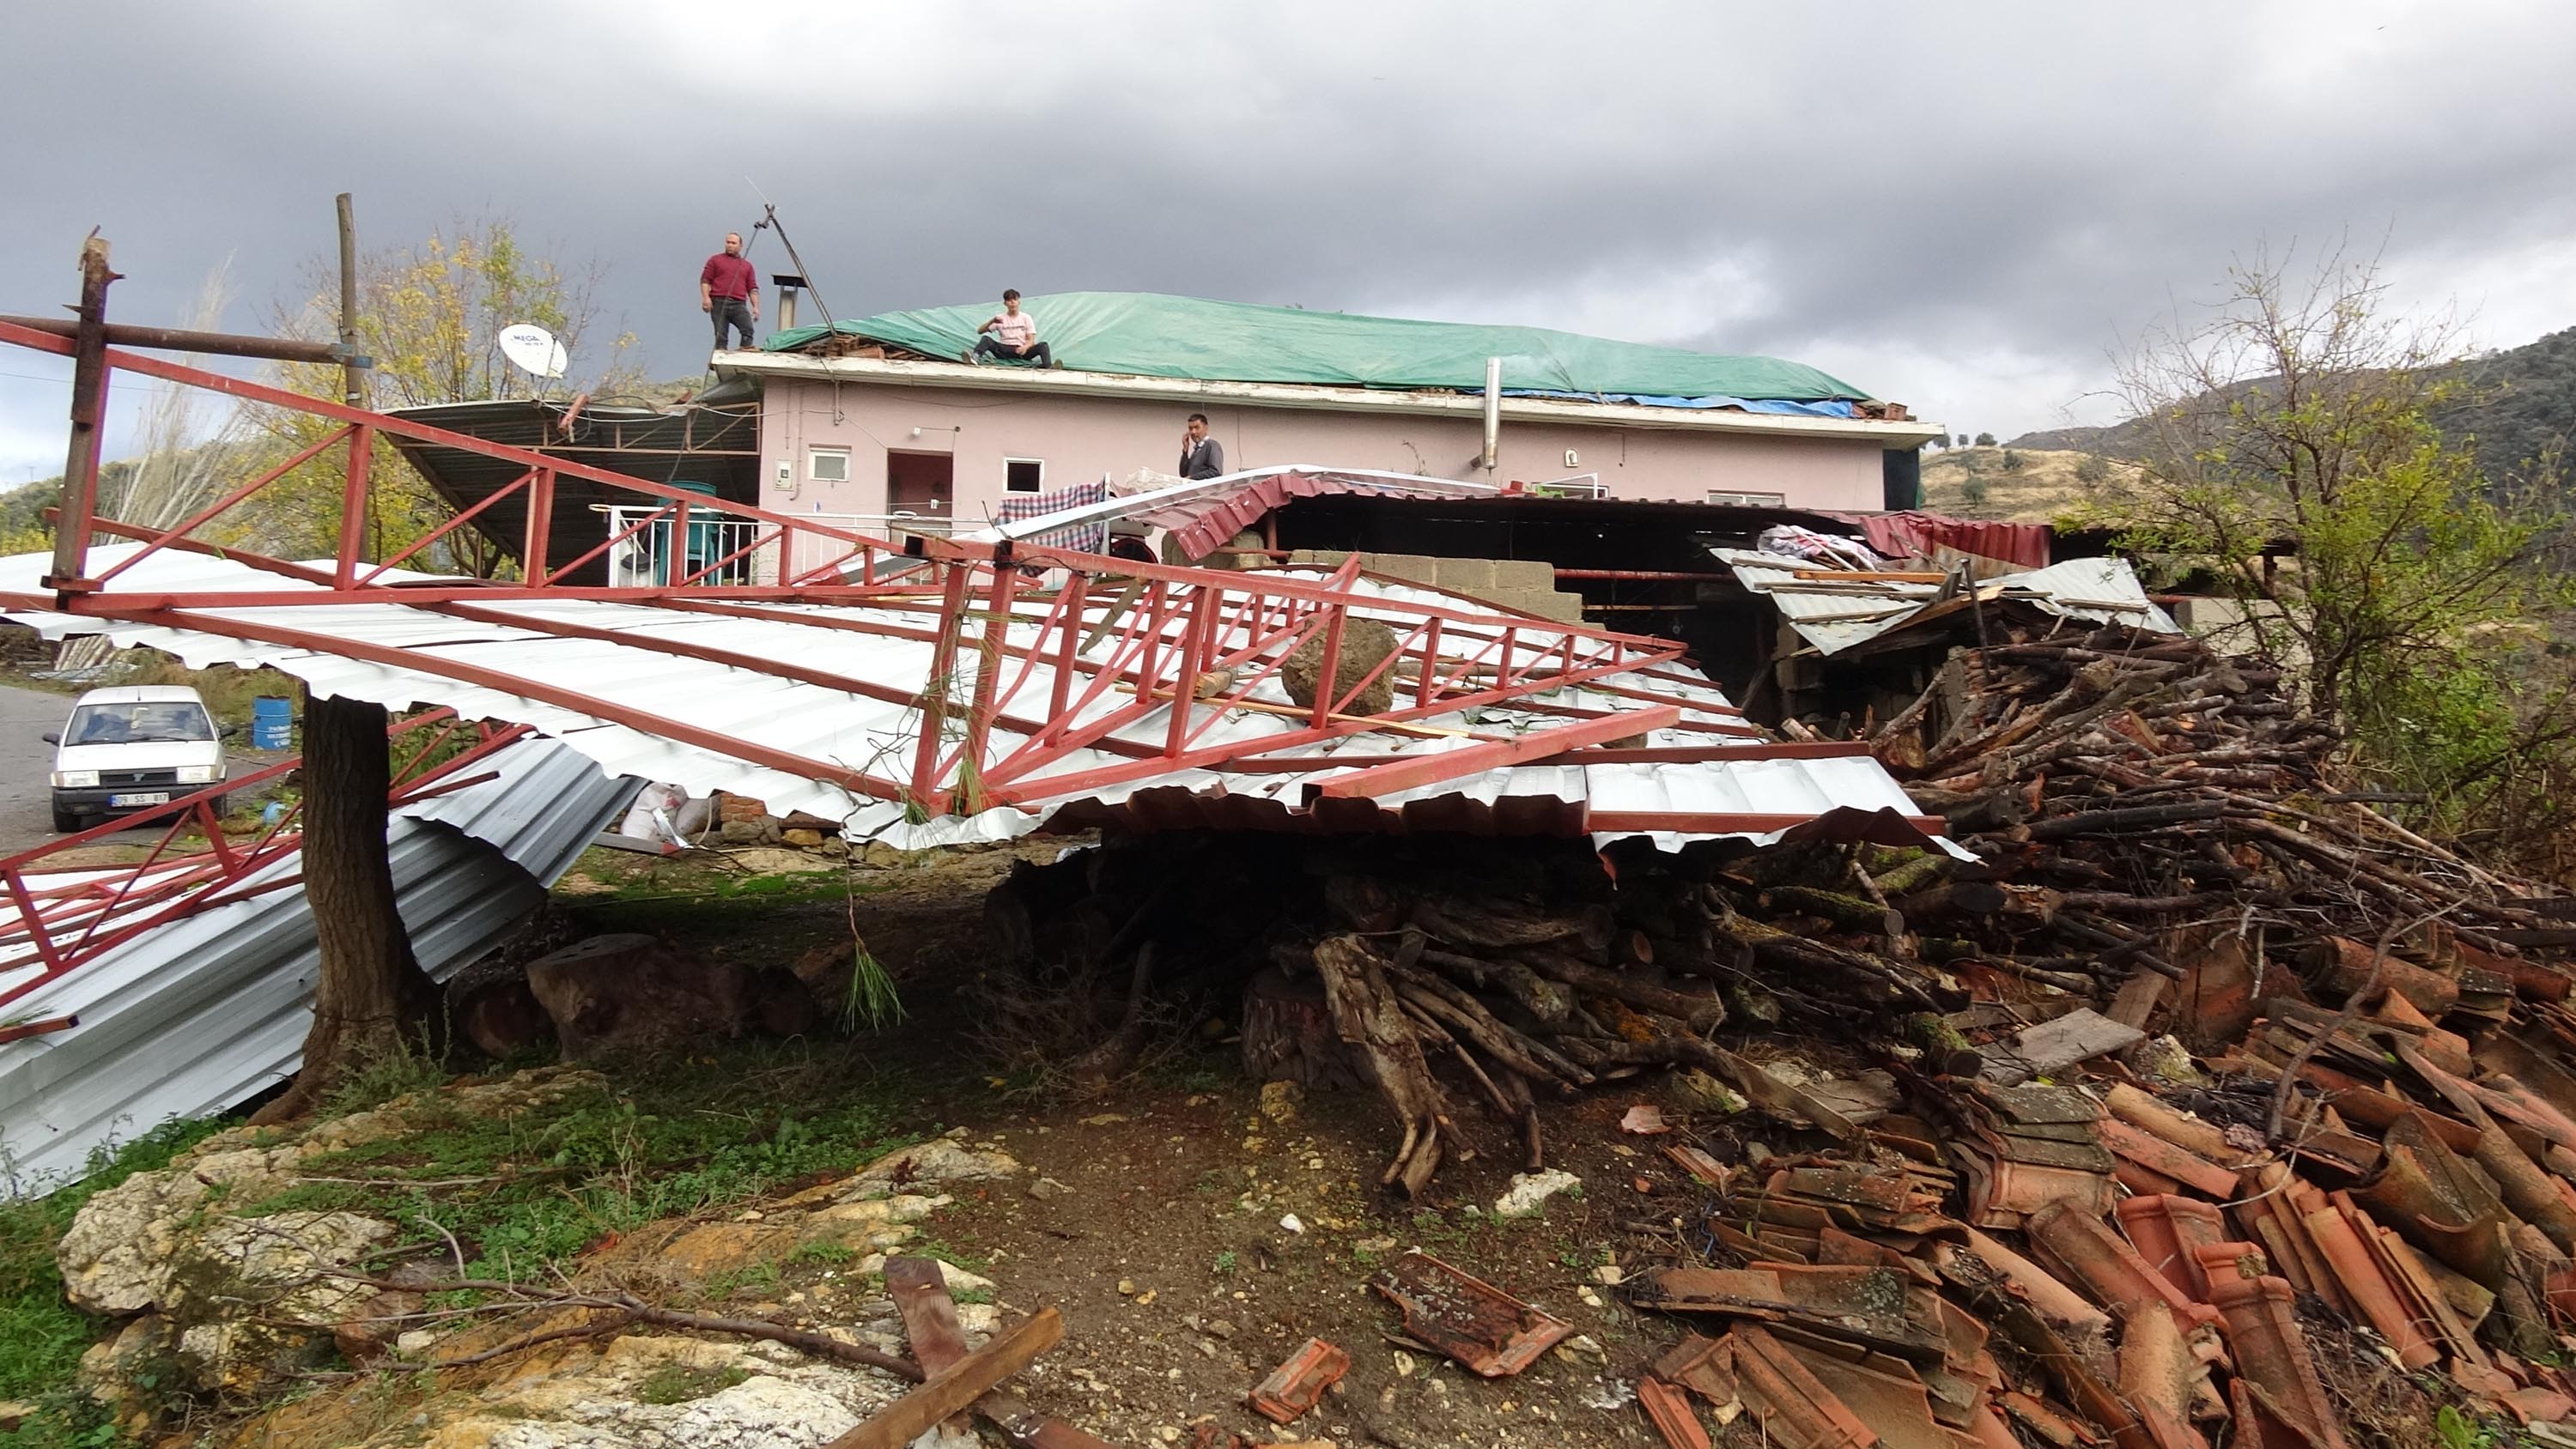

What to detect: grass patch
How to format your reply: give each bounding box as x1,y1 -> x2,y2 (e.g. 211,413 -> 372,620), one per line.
1,1116 -> 230,1415
234,1040 -> 918,1289
636,1362 -> 748,1405
788,1242 -> 859,1266
909,1239 -> 988,1276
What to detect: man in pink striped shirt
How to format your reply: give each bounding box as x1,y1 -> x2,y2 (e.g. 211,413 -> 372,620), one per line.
968,289 -> 1055,367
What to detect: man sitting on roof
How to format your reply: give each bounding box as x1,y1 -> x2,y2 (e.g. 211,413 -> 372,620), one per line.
967,290 -> 1054,367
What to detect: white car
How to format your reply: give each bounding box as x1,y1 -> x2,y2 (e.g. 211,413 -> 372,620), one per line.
45,684 -> 229,833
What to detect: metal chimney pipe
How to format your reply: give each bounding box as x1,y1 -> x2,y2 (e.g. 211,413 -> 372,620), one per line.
1479,355 -> 1502,472
772,274 -> 807,332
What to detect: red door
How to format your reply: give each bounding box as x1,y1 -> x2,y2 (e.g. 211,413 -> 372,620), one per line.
886,452 -> 954,530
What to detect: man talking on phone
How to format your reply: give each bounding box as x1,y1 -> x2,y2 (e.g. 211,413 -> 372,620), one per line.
1178,413 -> 1224,480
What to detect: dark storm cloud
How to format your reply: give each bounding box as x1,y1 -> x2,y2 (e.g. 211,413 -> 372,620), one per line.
3,0 -> 2573,476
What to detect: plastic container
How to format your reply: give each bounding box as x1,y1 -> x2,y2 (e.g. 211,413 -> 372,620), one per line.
250,695 -> 294,750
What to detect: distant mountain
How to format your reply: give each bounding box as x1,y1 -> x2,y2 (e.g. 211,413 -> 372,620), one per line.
2012,325 -> 2576,489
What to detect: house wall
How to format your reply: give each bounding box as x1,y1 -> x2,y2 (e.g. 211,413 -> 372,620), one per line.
755,379 -> 1892,530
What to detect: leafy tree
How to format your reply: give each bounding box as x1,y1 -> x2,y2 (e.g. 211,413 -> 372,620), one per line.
2001,449 -> 2024,472
1959,476 -> 1990,507
1954,433 -> 1968,447
1972,432 -> 1996,447
2075,455 -> 2110,484
222,217 -> 644,570
2103,244 -> 2576,852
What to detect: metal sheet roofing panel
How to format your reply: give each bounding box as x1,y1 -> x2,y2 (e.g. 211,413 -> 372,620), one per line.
0,739 -> 636,1196
1,549 -> 1949,860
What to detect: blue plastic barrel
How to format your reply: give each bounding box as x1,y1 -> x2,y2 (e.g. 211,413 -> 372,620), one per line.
250,696 -> 294,750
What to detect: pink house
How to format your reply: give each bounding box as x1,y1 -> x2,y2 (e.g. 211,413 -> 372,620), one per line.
713,292 -> 1943,540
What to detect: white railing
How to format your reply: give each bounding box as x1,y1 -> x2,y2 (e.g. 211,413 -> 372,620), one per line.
597,506 -> 956,586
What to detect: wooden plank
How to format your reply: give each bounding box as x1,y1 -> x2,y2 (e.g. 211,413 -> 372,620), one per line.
884,1256 -> 972,1436
824,1307 -> 1064,1449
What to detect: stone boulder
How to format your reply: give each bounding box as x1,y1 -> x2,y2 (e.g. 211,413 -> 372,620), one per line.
55,1143 -> 303,1314
525,933 -> 749,1060
1279,617 -> 1401,717
849,1138 -> 1022,1191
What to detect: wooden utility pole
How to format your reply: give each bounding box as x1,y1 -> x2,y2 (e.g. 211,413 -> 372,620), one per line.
44,235 -> 118,592
337,193 -> 361,407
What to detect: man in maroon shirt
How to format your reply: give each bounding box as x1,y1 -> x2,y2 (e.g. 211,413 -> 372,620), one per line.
700,233 -> 760,351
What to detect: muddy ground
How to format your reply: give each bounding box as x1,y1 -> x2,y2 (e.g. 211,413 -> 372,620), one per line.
546,839 -> 1752,1446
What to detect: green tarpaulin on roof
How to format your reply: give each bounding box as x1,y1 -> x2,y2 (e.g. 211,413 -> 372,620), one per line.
762,291 -> 1868,403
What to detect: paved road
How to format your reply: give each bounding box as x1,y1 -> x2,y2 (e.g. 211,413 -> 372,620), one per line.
0,679 -> 73,854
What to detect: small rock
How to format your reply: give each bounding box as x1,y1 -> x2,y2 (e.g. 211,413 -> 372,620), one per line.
936,1261 -> 996,1295
394,1330 -> 438,1357
1079,1113 -> 1129,1126
1592,1264 -> 1625,1286
1356,1236 -> 1397,1254
1203,1317 -> 1237,1340
1158,1429 -> 1182,1444
1558,1333 -> 1607,1362
1663,1069 -> 1749,1114
1393,1350 -> 1418,1378
1027,1177 -> 1072,1200
1279,1213 -> 1305,1234
1577,1286 -> 1603,1307
1260,1080 -> 1304,1125
1118,1279 -> 1139,1296
0,1402 -> 33,1432
1135,1289 -> 1157,1307
781,828 -> 826,847
1492,1169 -> 1581,1220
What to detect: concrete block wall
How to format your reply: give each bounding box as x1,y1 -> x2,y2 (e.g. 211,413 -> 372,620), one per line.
1285,550 -> 1587,624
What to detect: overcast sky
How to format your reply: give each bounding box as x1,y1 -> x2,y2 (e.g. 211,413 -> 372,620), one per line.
4,0 -> 2573,486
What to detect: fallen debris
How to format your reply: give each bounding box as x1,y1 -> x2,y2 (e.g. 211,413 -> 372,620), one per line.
1371,1251 -> 1571,1378
1247,1337 -> 1350,1424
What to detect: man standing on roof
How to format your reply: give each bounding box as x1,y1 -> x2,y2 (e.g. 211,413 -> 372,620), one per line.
701,233 -> 760,352
1178,413 -> 1224,479
969,289 -> 1054,367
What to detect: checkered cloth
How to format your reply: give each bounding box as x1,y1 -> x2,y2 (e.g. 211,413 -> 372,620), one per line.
994,479 -> 1111,554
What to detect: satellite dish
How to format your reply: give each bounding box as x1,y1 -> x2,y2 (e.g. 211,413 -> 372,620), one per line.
497,323 -> 568,380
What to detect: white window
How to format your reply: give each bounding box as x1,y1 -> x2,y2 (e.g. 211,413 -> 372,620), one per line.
808,447 -> 851,483
1004,458 -> 1044,494
1707,489 -> 1786,507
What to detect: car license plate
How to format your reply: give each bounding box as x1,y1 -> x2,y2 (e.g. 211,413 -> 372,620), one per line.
108,791 -> 170,807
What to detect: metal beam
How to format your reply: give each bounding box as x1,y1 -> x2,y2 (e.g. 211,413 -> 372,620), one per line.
0,314 -> 368,367
1309,706 -> 1681,798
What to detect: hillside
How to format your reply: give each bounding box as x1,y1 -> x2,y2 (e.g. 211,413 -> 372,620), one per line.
2013,324 -> 2576,488
1918,445 -> 2145,523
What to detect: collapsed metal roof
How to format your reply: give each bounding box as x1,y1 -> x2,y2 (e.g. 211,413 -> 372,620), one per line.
1714,549 -> 2179,655
0,737 -> 635,1196
0,546 -> 1951,856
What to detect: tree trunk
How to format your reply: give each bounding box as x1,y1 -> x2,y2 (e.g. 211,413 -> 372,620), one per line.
252,690 -> 440,1124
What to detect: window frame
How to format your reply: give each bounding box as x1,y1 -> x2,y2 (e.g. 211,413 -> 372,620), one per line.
1003,457 -> 1046,494
807,446 -> 852,483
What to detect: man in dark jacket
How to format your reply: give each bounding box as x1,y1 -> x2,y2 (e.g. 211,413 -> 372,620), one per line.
700,233 -> 759,350
1178,413 -> 1224,479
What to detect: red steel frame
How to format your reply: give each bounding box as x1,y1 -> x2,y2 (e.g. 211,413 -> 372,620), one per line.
0,710 -> 533,1015
0,312 -> 1935,840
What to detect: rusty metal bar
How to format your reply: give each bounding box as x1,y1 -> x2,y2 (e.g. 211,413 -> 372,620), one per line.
1311,706 -> 1682,799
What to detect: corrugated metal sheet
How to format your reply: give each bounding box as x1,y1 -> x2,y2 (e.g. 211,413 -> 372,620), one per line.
1714,549 -> 1941,655
1987,556 -> 2181,633
0,549 -> 1955,861
0,739 -> 637,1196
1827,512 -> 2053,569
1716,549 -> 2178,654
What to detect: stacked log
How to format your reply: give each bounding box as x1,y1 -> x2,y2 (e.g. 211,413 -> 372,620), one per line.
981,626 -> 2573,1198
